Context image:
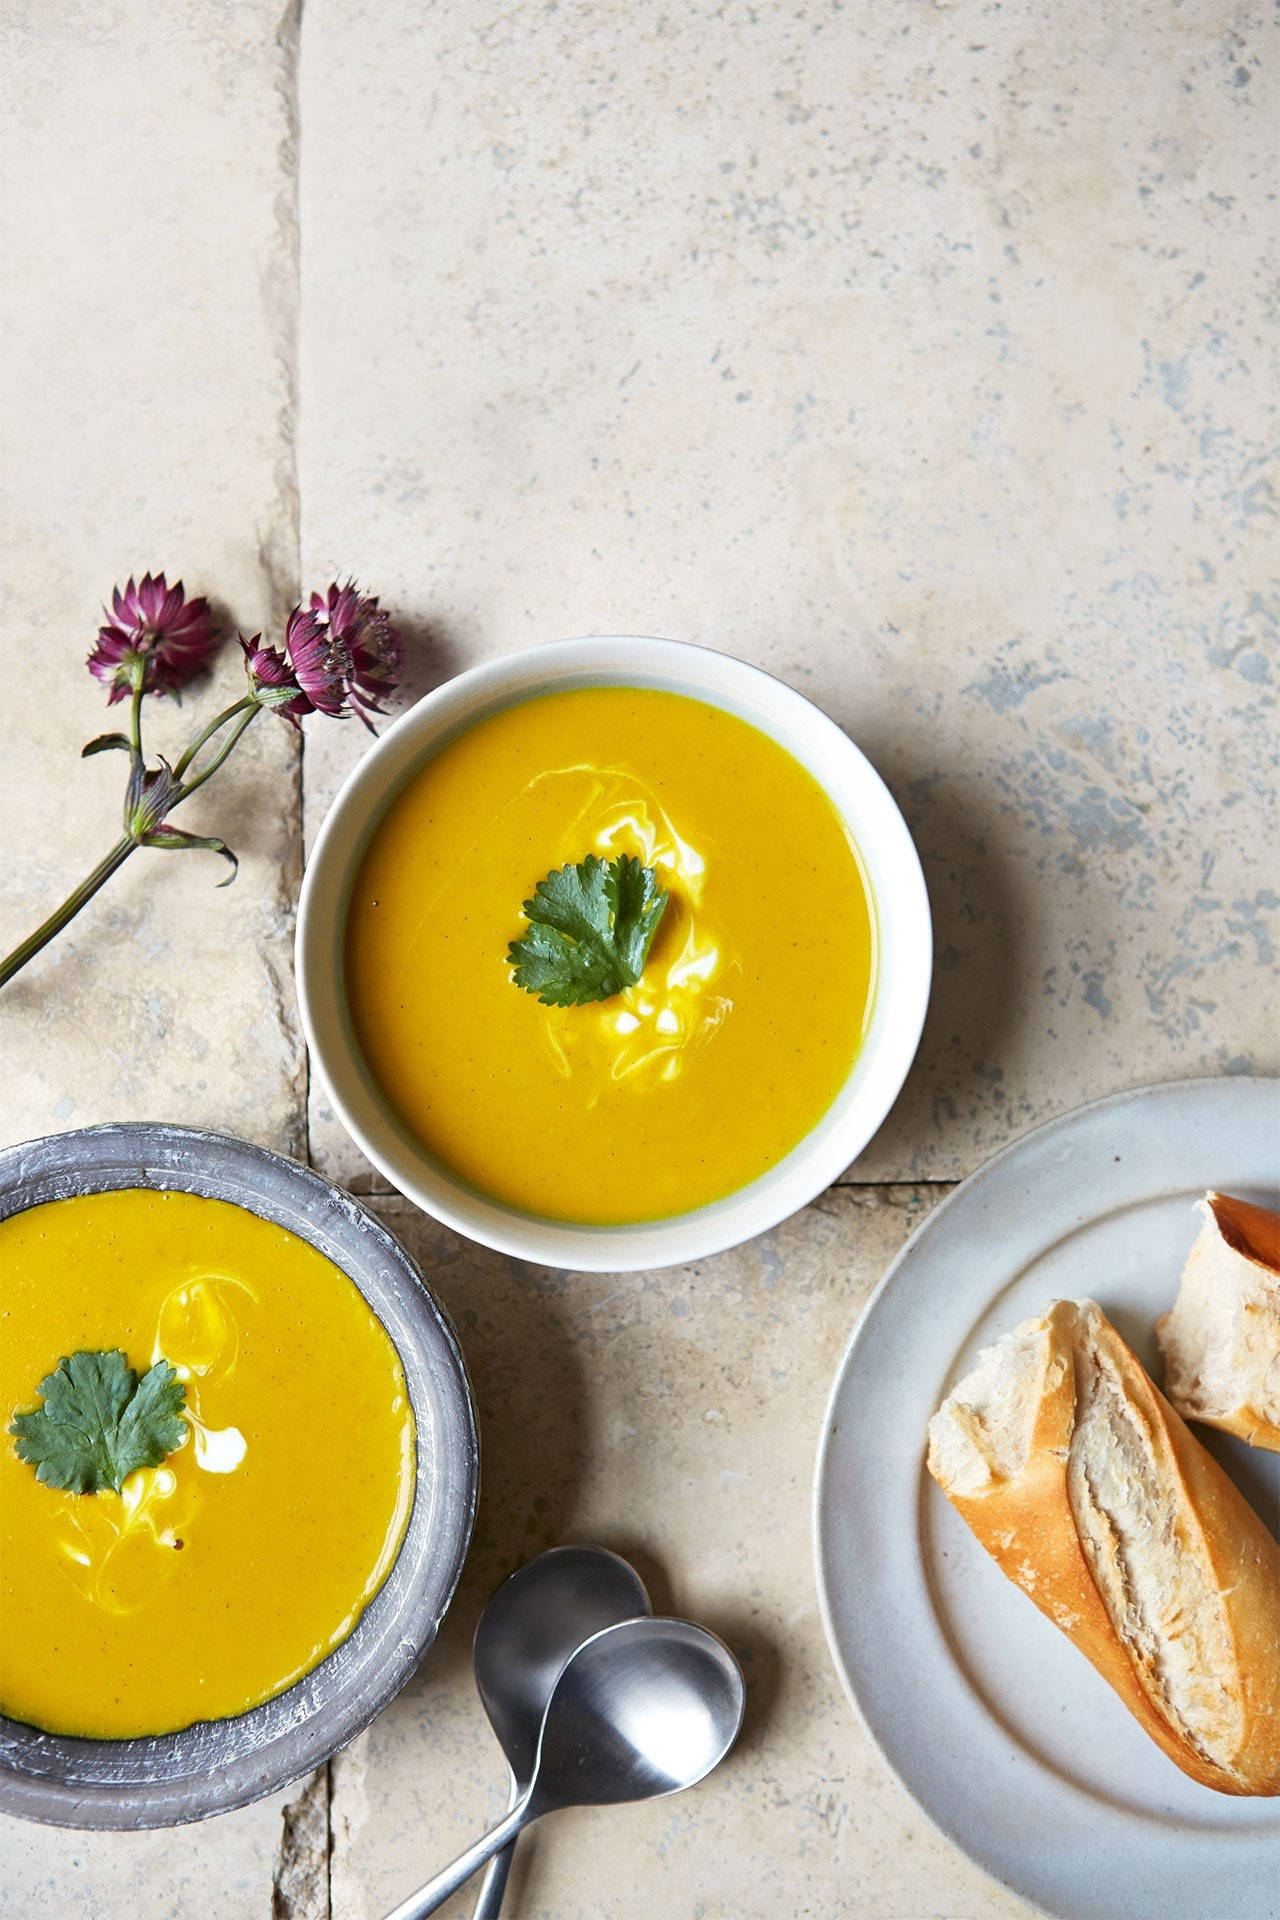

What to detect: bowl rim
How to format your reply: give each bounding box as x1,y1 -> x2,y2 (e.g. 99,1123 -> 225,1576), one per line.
297,635 -> 932,1271
0,1121 -> 479,1830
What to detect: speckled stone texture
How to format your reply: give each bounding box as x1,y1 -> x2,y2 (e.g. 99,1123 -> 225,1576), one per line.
332,1188 -> 1035,1920
0,0 -> 307,1912
2,0 -> 1277,1914
301,0 -> 1277,1191
0,1 -> 304,1155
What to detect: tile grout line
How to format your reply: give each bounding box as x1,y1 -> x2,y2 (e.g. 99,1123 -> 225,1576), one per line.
280,0 -> 308,1184
292,0 -> 311,1190
270,0 -> 332,1916
341,1174 -> 962,1203
326,1756 -> 335,1920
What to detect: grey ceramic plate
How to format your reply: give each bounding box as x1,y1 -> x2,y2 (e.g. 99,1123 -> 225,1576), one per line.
0,1123 -> 479,1830
814,1077 -> 1280,1920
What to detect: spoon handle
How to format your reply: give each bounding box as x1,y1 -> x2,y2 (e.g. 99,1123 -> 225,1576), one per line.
382,1800 -> 530,1920
470,1775 -> 521,1920
469,1841 -> 516,1920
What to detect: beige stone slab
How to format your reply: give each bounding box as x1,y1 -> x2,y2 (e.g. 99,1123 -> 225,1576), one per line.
300,0 -> 1277,1191
0,1790 -> 302,1920
3,2 -> 1276,1917
333,1186 -> 1031,1919
0,4 -> 307,1916
0,0 -> 304,1159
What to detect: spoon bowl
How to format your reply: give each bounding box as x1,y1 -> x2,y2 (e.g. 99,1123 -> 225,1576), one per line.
475,1546 -> 651,1787
529,1616 -> 745,1811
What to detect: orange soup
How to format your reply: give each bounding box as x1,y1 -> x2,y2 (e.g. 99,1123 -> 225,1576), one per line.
345,687 -> 876,1223
0,1189 -> 414,1738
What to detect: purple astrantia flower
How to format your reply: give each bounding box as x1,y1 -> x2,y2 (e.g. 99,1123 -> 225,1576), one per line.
282,604 -> 349,719
240,635 -> 313,725
1,570 -> 400,991
88,574 -> 219,704
283,583 -> 403,732
309,583 -> 403,730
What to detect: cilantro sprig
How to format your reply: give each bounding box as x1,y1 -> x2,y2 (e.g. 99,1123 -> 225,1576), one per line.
508,853 -> 669,1007
9,1350 -> 187,1494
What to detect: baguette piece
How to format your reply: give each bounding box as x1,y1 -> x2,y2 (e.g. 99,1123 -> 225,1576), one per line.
927,1298 -> 1280,1795
1156,1192 -> 1280,1451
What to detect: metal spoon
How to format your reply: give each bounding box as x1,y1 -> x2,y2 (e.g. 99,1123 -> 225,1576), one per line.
470,1545 -> 651,1920
383,1616 -> 745,1920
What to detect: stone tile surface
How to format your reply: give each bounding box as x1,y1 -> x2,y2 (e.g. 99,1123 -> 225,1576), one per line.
2,2 -> 1277,1918
0,0 -> 304,1159
300,0 -> 1277,1190
0,1791 -> 300,1920
0,3 -> 307,1915
331,1186 -> 1033,1920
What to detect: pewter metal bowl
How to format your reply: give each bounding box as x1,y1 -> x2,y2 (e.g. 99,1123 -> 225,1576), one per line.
0,1123 -> 479,1830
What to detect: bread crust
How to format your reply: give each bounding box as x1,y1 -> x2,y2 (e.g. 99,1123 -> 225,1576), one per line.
927,1300 -> 1280,1795
1209,1190 -> 1280,1273
1157,1192 -> 1280,1453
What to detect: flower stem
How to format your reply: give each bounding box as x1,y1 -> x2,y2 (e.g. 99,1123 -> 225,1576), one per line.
128,681 -> 145,762
172,695 -> 255,781
173,705 -> 258,802
0,836 -> 137,989
1,692 -> 265,991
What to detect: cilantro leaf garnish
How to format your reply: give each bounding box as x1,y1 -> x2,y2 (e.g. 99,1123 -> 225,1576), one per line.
9,1350 -> 187,1494
508,853 -> 669,1007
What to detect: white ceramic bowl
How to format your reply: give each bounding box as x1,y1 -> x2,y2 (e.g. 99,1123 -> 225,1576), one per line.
297,637 -> 931,1270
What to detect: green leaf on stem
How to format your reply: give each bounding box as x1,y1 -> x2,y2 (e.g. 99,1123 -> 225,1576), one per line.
142,827 -> 239,886
81,733 -> 133,758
